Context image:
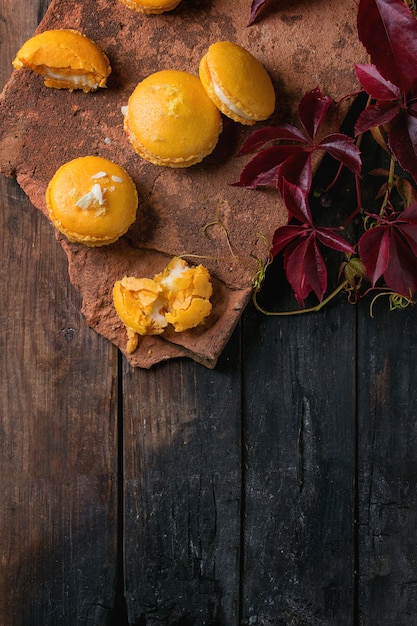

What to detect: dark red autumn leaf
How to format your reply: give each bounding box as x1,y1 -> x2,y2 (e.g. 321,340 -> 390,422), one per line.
278,152 -> 313,193
358,203 -> 417,295
388,111 -> 417,182
235,145 -> 303,189
281,181 -> 313,224
314,228 -> 357,254
297,87 -> 332,139
238,124 -> 307,155
248,0 -> 269,25
354,63 -> 401,135
276,226 -> 355,305
318,134 -> 363,174
354,1 -> 417,184
383,233 -> 417,296
394,201 -> 417,234
357,0 -> 417,93
359,227 -> 390,285
354,101 -> 400,135
235,87 -> 361,193
283,236 -> 328,304
355,64 -> 401,101
271,184 -> 355,304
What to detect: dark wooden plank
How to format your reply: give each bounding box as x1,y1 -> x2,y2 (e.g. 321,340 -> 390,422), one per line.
240,285 -> 357,625
0,2 -> 119,623
122,333 -> 243,625
357,300 -> 417,625
0,174 -> 119,625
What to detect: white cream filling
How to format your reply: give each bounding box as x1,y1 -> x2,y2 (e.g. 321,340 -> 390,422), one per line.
159,259 -> 188,291
43,68 -> 97,88
212,80 -> 254,121
150,299 -> 168,328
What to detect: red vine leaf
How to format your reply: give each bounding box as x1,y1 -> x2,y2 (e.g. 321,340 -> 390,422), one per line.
235,87 -> 361,193
358,203 -> 417,295
248,0 -> 269,25
354,100 -> 399,135
235,145 -> 304,189
281,181 -> 313,224
238,124 -> 307,155
297,87 -> 332,138
271,183 -> 355,304
355,0 -> 417,183
283,236 -> 328,305
388,111 -> 417,182
355,64 -> 401,101
357,0 -> 417,93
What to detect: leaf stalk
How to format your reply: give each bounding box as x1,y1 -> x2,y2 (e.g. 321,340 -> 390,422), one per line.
252,279 -> 350,316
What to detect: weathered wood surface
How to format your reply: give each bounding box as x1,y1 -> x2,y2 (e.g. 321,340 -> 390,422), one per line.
1,1 -> 417,625
0,3 -> 119,624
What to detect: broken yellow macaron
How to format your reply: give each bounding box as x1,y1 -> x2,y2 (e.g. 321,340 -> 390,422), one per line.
153,257 -> 213,333
113,276 -> 168,337
118,0 -> 182,13
123,70 -> 222,168
46,156 -> 138,246
12,29 -> 111,92
113,257 -> 213,353
199,41 -> 276,125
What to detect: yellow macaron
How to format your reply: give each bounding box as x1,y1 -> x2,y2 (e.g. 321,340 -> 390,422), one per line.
199,41 -> 276,125
12,29 -> 111,92
113,276 -> 168,338
123,70 -> 223,168
118,0 -> 182,13
46,156 -> 138,246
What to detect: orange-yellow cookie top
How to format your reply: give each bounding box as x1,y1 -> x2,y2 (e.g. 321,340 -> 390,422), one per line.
46,156 -> 138,246
124,70 -> 222,167
119,0 -> 182,14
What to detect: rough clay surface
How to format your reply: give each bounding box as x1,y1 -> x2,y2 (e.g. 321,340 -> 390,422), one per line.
0,0 -> 366,368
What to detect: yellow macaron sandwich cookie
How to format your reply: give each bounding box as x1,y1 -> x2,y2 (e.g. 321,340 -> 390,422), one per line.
123,69 -> 222,168
12,29 -> 111,92
119,0 -> 182,14
199,41 -> 276,125
46,156 -> 138,246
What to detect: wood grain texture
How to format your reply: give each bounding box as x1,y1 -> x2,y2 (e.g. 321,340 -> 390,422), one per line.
122,335 -> 242,624
357,301 -> 417,626
0,2 -> 119,623
240,297 -> 356,626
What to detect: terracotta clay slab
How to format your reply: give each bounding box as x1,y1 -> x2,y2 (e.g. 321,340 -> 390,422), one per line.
0,0 -> 366,368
